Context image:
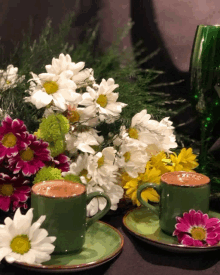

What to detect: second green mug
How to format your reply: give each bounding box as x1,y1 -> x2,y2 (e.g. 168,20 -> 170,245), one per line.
137,171 -> 210,235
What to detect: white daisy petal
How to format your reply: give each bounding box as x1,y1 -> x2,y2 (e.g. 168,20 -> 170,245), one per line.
33,249 -> 51,263
32,242 -> 55,253
0,247 -> 12,261
19,250 -> 36,264
28,216 -> 46,240
5,252 -> 21,263
31,229 -> 48,245
3,217 -> 13,228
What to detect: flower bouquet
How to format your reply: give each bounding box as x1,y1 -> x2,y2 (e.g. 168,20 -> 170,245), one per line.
0,53 -> 199,219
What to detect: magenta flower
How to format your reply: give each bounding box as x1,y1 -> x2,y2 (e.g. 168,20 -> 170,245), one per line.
0,116 -> 27,160
173,209 -> 220,247
0,173 -> 31,212
52,153 -> 70,172
8,134 -> 51,176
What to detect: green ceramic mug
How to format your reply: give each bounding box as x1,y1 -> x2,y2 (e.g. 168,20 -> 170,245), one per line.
31,179 -> 111,254
137,171 -> 210,235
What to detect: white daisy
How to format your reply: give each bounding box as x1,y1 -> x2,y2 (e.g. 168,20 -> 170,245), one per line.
65,128 -> 104,155
72,68 -> 95,88
0,208 -> 56,265
116,142 -> 150,178
86,182 -> 124,216
25,71 -> 81,111
87,147 -> 119,188
66,103 -> 99,127
45,53 -> 95,87
0,65 -> 25,91
80,78 -> 127,123
117,110 -> 177,152
62,153 -> 91,184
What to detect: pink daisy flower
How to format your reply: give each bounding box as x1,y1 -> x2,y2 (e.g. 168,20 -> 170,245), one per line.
51,153 -> 70,172
0,116 -> 27,160
0,173 -> 31,212
173,209 -> 220,247
8,134 -> 51,176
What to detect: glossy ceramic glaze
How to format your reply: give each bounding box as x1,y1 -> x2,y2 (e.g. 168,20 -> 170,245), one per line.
123,207 -> 220,253
31,180 -> 111,254
12,221 -> 124,272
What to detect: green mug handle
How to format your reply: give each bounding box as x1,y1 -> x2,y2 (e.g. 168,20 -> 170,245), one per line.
137,182 -> 161,216
86,191 -> 111,229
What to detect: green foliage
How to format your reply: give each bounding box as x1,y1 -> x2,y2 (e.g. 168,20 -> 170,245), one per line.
0,12 -> 185,144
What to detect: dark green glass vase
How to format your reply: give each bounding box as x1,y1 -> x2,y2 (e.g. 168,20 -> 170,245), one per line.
190,25 -> 220,172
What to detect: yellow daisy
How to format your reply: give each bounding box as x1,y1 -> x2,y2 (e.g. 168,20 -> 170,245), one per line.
150,151 -> 171,174
167,148 -> 199,172
124,162 -> 161,206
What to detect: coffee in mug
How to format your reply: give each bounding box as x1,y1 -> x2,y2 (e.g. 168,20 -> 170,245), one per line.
137,171 -> 210,235
31,180 -> 111,254
32,180 -> 85,197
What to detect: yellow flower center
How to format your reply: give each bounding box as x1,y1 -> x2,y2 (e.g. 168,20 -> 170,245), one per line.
123,151 -> 131,162
191,227 -> 206,241
97,156 -> 105,168
96,94 -> 108,108
68,110 -> 80,123
0,184 -> 14,196
10,235 -> 31,255
1,132 -> 17,148
20,147 -> 34,161
43,81 -> 59,95
6,80 -> 11,85
128,128 -> 139,139
79,169 -> 90,182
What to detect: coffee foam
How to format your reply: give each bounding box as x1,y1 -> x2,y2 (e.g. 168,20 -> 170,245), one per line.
32,180 -> 85,197
161,171 -> 210,186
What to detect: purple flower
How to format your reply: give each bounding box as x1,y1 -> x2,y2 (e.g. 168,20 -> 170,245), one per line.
0,173 -> 31,212
8,134 -> 51,176
52,153 -> 70,172
173,209 -> 220,247
0,116 -> 27,160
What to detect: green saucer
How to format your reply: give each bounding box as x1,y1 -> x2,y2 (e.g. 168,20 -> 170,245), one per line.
123,207 -> 220,253
12,221 -> 124,273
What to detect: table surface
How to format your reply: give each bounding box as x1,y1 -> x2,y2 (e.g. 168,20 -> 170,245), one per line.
1,205 -> 220,275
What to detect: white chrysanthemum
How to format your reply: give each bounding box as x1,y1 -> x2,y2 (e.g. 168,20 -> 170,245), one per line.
0,65 -> 25,91
87,147 -> 119,188
25,71 -> 81,111
45,53 -> 95,87
117,110 -> 177,152
86,182 -> 124,216
116,142 -> 150,178
72,68 -> 95,88
66,103 -> 98,127
0,208 -> 56,265
80,78 -> 127,123
62,153 -> 91,184
65,128 -> 104,155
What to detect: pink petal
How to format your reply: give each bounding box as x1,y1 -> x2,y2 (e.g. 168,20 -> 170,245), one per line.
16,185 -> 31,193
206,238 -> 219,246
192,239 -> 205,247
206,232 -> 219,240
206,218 -> 220,228
181,235 -> 194,246
175,223 -> 191,233
0,196 -> 11,212
12,192 -> 28,202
